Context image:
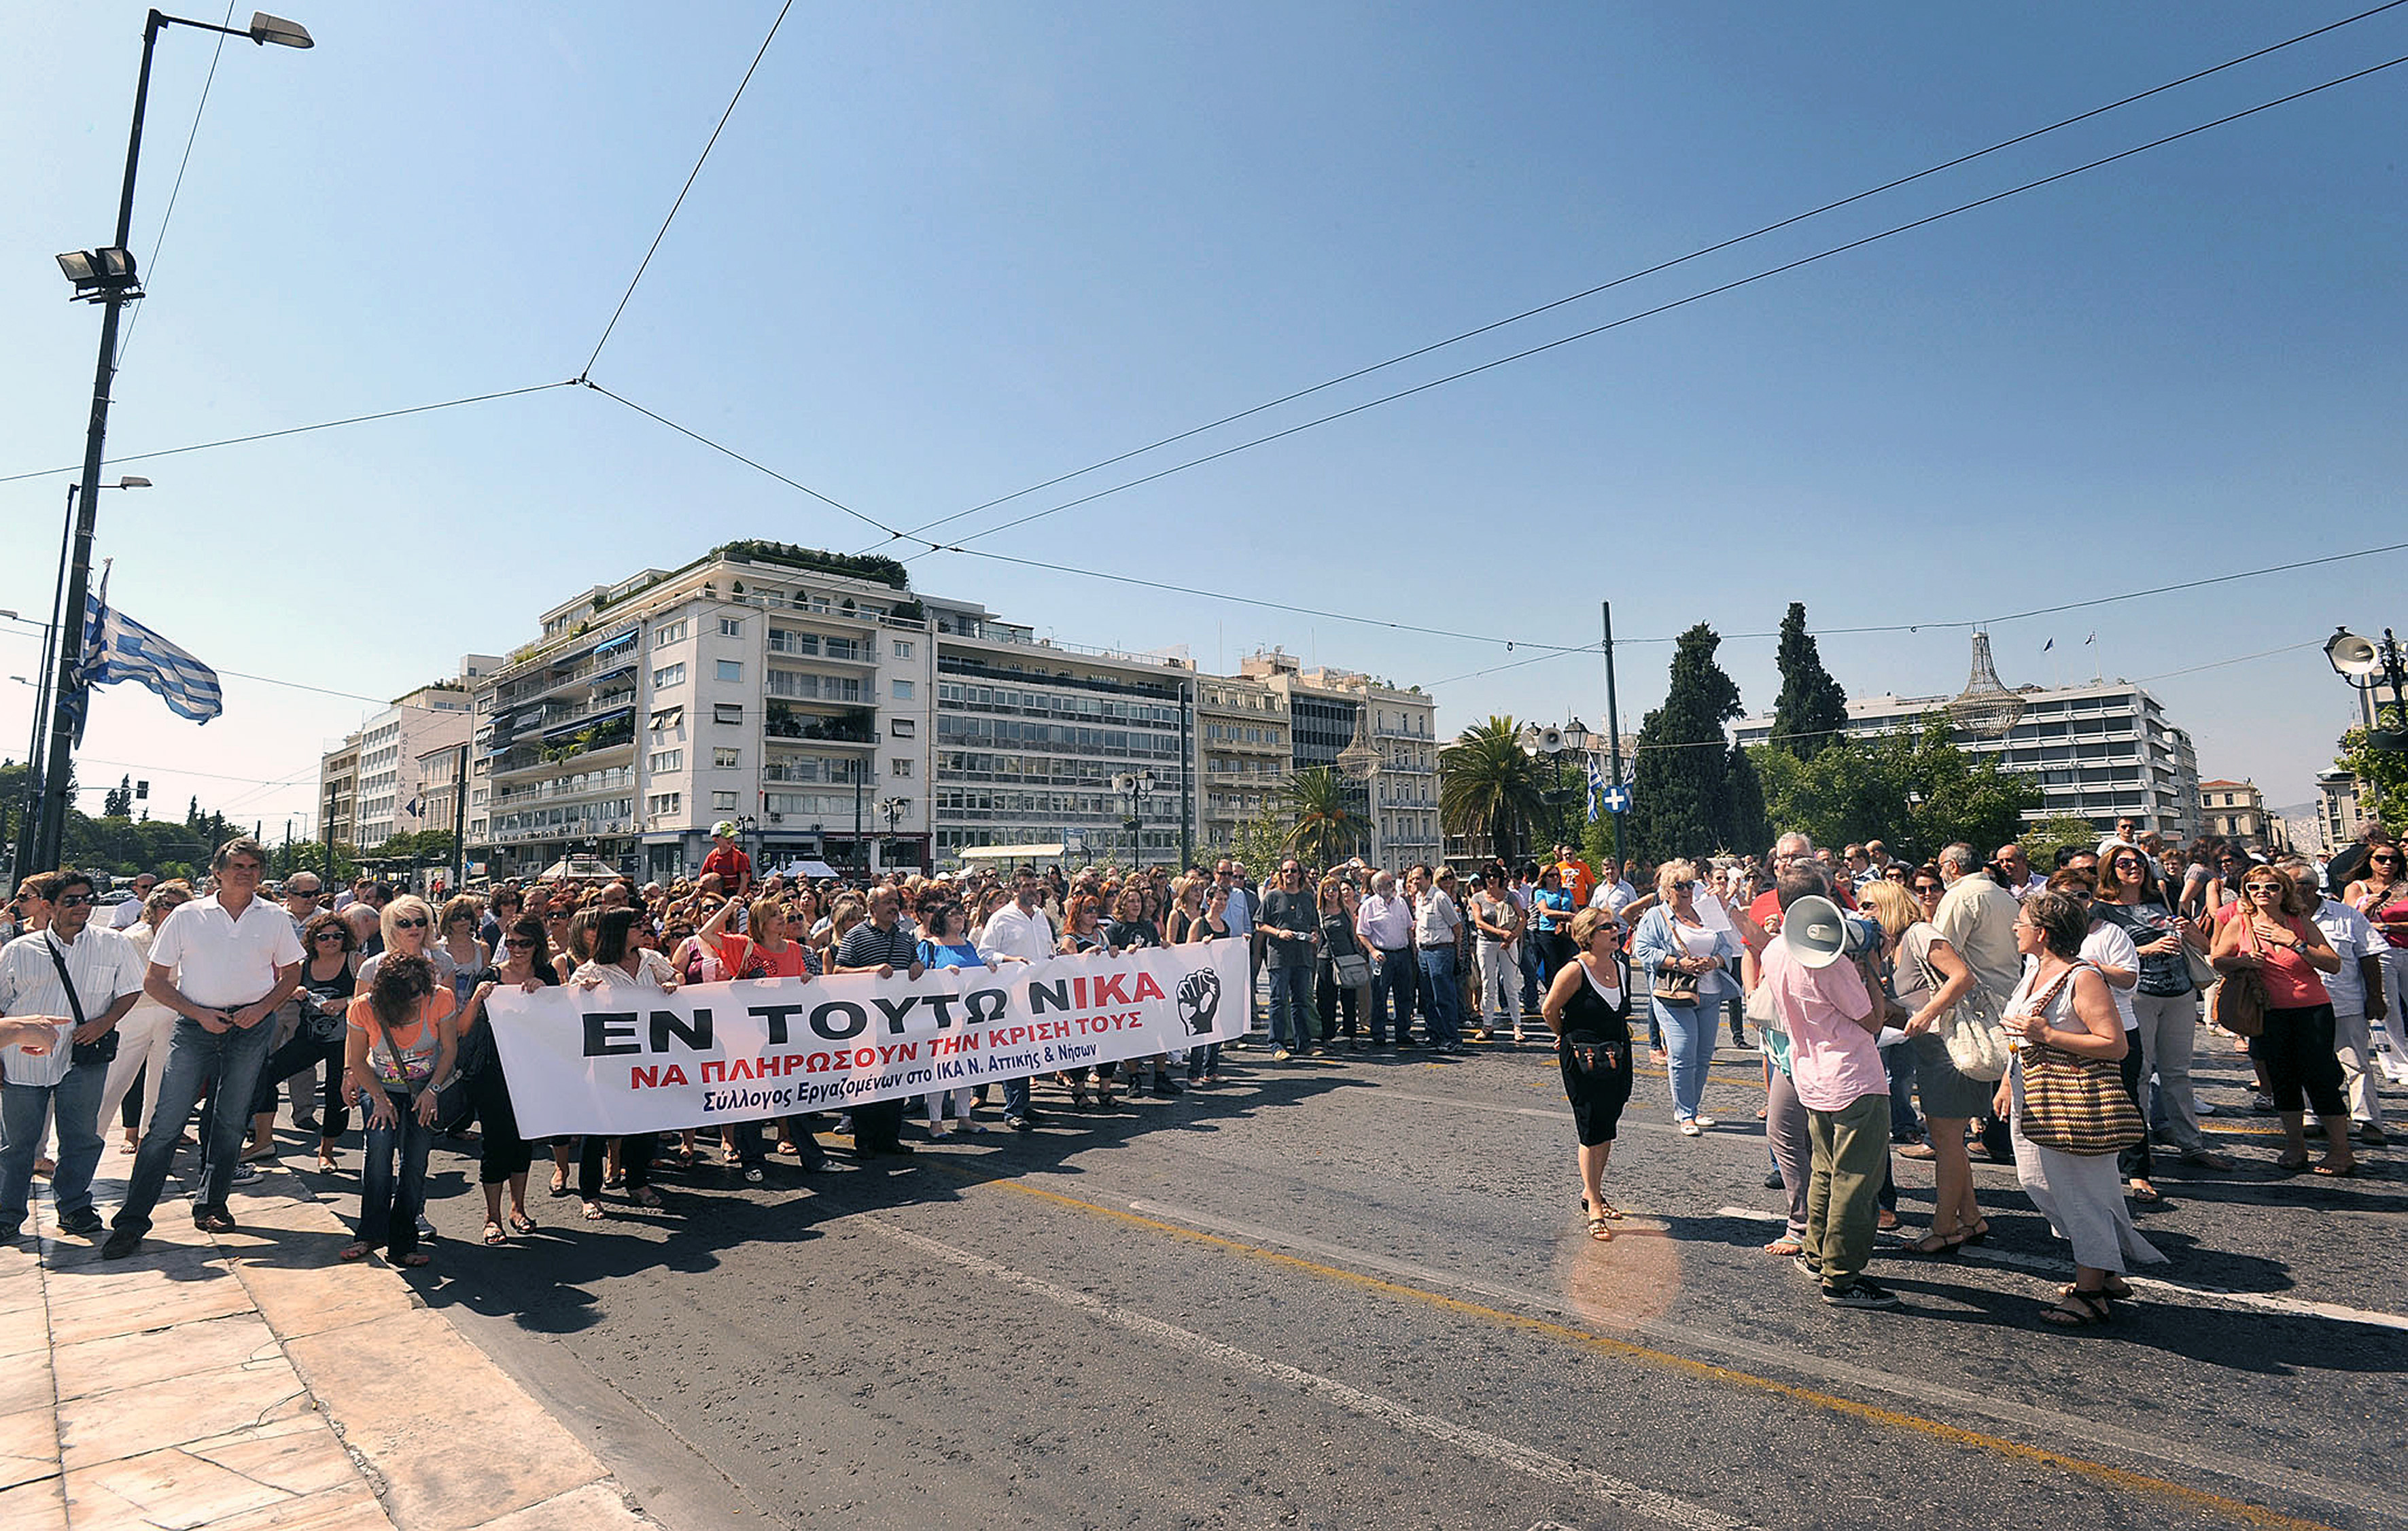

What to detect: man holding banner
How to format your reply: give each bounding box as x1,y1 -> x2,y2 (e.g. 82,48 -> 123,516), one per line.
833,886 -> 925,1156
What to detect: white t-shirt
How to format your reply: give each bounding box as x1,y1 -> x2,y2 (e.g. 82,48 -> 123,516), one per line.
2314,897 -> 2379,1017
2079,922 -> 2141,1032
150,894 -> 304,1008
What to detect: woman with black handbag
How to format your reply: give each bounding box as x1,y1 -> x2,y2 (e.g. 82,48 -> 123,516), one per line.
1993,892 -> 2163,1328
1542,908 -> 1636,1244
1631,860 -> 1738,1136
2211,867 -> 2353,1178
1315,875 -> 1369,1049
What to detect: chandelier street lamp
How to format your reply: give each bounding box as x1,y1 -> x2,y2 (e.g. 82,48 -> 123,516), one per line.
2326,627 -> 2408,752
875,796 -> 907,872
1113,769 -> 1156,862
35,11 -> 312,873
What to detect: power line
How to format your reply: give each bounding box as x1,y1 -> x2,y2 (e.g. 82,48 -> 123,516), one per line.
898,50 -> 2408,560
112,0 -> 237,370
582,0 -> 797,378
0,380 -> 578,487
579,380 -> 905,540
879,0 -> 2408,554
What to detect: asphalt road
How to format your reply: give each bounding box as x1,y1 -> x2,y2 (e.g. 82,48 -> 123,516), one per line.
409,1021 -> 2408,1531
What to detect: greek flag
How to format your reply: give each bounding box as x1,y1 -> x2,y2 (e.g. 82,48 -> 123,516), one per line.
1585,755 -> 1604,823
75,580 -> 223,734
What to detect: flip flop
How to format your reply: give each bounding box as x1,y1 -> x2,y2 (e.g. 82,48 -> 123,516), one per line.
399,1250 -> 433,1267
2127,1180 -> 2161,1203
483,1222 -> 506,1246
2313,1162 -> 2358,1178
507,1212 -> 536,1233
581,1200 -> 607,1220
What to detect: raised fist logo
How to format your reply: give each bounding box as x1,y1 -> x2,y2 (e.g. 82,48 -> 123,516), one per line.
1175,967 -> 1221,1036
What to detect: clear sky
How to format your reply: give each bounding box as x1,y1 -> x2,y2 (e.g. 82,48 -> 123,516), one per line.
5,1 -> 2404,849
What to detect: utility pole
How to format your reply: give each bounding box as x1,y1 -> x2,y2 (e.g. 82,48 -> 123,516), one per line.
1602,601 -> 1624,866
451,741 -> 469,891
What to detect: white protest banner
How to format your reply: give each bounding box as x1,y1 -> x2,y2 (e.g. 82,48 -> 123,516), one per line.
485,939 -> 1253,1138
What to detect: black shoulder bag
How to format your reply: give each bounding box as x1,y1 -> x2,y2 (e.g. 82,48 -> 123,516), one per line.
45,936 -> 119,1067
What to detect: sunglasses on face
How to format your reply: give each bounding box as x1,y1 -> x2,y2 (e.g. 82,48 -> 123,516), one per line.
55,893 -> 96,908
314,932 -> 347,943
2244,885 -> 2284,896
2373,855 -> 2402,866
1913,885 -> 1942,896
391,917 -> 430,930
2112,856 -> 2143,867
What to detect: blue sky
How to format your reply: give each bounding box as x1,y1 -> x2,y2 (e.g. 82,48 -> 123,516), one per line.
5,1 -> 2404,844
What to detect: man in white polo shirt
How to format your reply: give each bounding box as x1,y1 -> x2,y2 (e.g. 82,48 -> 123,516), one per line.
105,837 -> 303,1259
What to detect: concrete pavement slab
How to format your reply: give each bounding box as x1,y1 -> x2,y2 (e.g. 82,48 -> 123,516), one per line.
0,1472 -> 67,1531
52,1310 -> 282,1401
0,1405 -> 59,1492
67,1443 -> 303,1530
56,1356 -> 311,1471
456,1479 -> 651,1531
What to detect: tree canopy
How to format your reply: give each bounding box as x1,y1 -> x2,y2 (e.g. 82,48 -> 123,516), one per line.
1440,717 -> 1550,863
1770,602 -> 1850,758
1627,626 -> 1766,863
1749,713 -> 2042,862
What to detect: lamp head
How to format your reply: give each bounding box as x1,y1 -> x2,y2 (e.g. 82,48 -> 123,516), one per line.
2328,628 -> 2381,679
248,12 -> 313,48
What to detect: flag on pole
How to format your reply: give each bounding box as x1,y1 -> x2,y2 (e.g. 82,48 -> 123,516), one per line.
1585,754 -> 1604,823
73,569 -> 223,738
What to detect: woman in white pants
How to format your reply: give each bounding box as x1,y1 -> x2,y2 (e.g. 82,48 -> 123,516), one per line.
96,883 -> 192,1149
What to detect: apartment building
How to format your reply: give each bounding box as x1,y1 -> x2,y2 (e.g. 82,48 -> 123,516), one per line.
1733,678 -> 2202,842
1196,673 -> 1292,850
2200,778 -> 2291,851
316,658 -> 496,853
927,599 -> 1194,868
1238,650 -> 1439,868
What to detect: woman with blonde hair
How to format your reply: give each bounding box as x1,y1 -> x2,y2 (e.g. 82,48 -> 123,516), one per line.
1630,859 -> 1739,1135
1860,879 -> 1987,1255
1541,908 -> 1635,1242
2212,862 -> 2352,1176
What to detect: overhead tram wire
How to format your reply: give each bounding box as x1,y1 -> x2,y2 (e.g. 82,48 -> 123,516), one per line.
112,0 -> 237,370
876,0 -> 2408,555
578,381 -> 905,542
581,0 -> 798,379
903,50 -> 2408,563
0,380 -> 580,487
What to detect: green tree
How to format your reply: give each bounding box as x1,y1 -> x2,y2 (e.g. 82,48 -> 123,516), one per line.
1278,767 -> 1370,867
1770,602 -> 1850,758
1440,716 -> 1550,863
102,775 -> 133,818
2335,726 -> 2408,835
2019,813 -> 2103,875
1628,626 -> 1765,864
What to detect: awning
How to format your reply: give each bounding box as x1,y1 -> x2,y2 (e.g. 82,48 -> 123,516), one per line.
590,663 -> 637,690
957,843 -> 1066,862
541,704 -> 632,741
591,629 -> 639,659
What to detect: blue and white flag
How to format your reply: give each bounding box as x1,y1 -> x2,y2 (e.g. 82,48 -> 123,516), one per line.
75,576 -> 223,735
1585,754 -> 1604,824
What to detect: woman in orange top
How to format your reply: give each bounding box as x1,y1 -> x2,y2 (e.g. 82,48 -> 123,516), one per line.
2211,866 -> 2350,1176
338,953 -> 457,1267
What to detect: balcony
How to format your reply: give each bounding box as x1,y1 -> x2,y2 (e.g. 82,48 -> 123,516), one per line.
765,703 -> 876,745
767,628 -> 874,663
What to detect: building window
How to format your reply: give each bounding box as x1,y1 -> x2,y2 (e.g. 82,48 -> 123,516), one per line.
713,703 -> 744,726
892,680 -> 915,700
712,790 -> 739,811
646,792 -> 681,817
893,639 -> 914,659
890,758 -> 913,778
716,660 -> 743,683
714,748 -> 740,769
653,619 -> 688,646
649,749 -> 683,773
651,663 -> 685,689
719,618 -> 744,637
890,718 -> 915,738
646,705 -> 683,731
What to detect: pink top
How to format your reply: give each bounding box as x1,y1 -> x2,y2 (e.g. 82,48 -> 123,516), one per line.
1760,938 -> 1885,1112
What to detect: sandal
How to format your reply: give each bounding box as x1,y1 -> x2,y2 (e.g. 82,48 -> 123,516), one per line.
1905,1230 -> 1966,1259
399,1250 -> 433,1268
548,1167 -> 570,1197
315,1154 -> 338,1174
2042,1290 -> 2113,1328
1579,1197 -> 1624,1221
630,1186 -> 665,1209
581,1199 -> 607,1221
2273,1154 -> 2311,1176
2313,1161 -> 2358,1178
1961,1220 -> 1992,1246
2127,1179 -> 2161,1203
1586,1216 -> 1614,1243
338,1241 -> 372,1262
1762,1237 -> 1804,1257
507,1211 -> 536,1234
2060,1278 -> 2133,1301
483,1221 -> 506,1247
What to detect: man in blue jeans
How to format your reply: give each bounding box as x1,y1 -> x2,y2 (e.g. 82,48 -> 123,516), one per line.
977,868 -> 1056,1129
0,870 -> 145,1241
1355,870 -> 1415,1046
1410,864 -> 1465,1053
105,838 -> 302,1260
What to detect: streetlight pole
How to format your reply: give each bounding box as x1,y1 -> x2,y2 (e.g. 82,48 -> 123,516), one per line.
36,10 -> 311,873
1601,601 -> 1624,866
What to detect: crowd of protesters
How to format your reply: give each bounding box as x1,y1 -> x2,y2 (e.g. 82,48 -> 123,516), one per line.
0,811 -> 2394,1328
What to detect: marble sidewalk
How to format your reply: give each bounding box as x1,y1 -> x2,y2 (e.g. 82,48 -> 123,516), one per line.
1,1152 -> 657,1530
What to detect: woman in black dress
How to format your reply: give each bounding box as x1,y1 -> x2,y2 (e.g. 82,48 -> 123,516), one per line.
1541,908 -> 1635,1243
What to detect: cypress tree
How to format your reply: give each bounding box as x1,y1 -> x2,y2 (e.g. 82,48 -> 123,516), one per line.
1770,602 -> 1850,758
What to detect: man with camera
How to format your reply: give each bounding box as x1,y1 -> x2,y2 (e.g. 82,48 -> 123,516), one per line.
0,870 -> 146,1241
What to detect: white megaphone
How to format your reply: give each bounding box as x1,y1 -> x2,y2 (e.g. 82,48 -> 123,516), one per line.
1539,726 -> 1565,752
1781,894 -> 1878,970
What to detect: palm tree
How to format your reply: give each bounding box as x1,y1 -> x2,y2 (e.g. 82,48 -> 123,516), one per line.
1441,716 -> 1548,862
1279,767 -> 1367,866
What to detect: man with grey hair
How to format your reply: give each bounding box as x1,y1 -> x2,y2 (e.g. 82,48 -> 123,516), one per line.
1933,842 -> 2021,1164
1355,869 -> 1416,1047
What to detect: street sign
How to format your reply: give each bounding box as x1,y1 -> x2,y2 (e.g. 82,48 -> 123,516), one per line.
1598,784 -> 1633,816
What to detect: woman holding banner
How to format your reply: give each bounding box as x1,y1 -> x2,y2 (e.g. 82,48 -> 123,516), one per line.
455,917 -> 552,1245
920,902 -> 994,1131
697,894 -> 822,1179
572,909 -> 678,1214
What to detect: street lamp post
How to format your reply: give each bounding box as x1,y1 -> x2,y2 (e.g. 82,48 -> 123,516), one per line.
875,796 -> 907,873
1520,717 -> 1593,862
35,10 -> 311,874
1113,769 -> 1155,864
2326,627 -> 2408,752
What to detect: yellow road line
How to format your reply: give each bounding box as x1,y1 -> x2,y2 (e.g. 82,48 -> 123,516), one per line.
985,1176 -> 2337,1531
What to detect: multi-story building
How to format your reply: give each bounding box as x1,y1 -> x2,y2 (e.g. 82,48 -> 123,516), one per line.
1196,673 -> 1291,850
317,658 -> 495,853
472,544 -> 930,883
1238,650 -> 1439,868
2199,778 -> 2289,850
1732,678 -> 2202,843
927,598 -> 1194,868
2318,768 -> 2373,855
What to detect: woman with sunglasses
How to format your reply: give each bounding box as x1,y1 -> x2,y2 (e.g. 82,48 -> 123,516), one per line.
357,895 -> 455,994
453,916 -> 556,1244
2091,843 -> 2231,1176
2344,843 -> 2408,1061
1860,880 -> 1986,1255
338,953 -> 457,1267
2211,866 -> 2353,1176
1541,908 -> 1635,1243
242,911 -> 358,1174
1631,860 -> 1738,1136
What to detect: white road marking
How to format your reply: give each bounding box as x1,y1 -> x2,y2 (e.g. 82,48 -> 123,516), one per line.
1111,1196 -> 2402,1529
1710,1206 -> 2408,1333
862,1216 -> 1750,1531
